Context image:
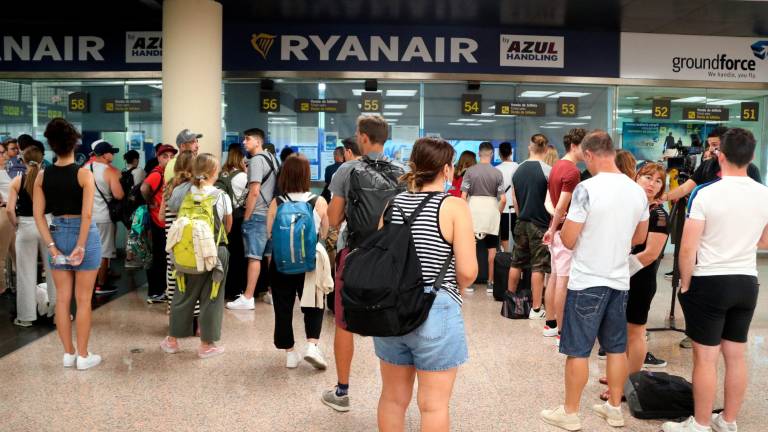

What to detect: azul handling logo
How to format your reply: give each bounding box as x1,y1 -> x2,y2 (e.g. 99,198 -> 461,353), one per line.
126,32 -> 162,63
499,35 -> 564,68
250,33 -> 479,64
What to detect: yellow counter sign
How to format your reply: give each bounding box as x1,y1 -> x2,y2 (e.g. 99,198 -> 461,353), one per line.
68,92 -> 89,113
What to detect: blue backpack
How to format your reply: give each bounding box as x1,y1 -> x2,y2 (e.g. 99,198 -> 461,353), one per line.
272,194 -> 319,274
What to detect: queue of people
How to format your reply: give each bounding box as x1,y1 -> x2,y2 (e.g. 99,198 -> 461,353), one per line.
2,115 -> 766,432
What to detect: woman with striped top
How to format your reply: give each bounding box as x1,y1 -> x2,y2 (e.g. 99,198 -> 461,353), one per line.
374,138 -> 477,432
163,151 -> 199,323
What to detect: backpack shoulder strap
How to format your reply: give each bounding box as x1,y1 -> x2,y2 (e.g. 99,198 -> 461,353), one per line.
90,163 -> 110,203
432,254 -> 453,293
307,194 -> 318,209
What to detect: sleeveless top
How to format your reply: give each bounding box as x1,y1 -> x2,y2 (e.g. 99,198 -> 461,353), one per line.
90,162 -> 113,224
15,174 -> 33,217
43,164 -> 83,216
390,192 -> 461,305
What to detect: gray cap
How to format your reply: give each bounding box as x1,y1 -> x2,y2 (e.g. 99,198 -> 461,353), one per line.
176,129 -> 202,146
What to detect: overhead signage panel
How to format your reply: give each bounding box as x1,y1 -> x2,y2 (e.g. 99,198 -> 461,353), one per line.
621,33 -> 768,83
682,106 -> 729,121
461,93 -> 482,115
494,101 -> 546,116
103,98 -> 151,113
741,102 -> 759,121
295,98 -> 347,113
651,99 -> 671,120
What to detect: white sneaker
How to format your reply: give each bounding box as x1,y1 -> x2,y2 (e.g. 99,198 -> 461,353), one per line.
591,402 -> 624,427
486,282 -> 494,294
464,286 -> 475,293
543,325 -> 559,337
711,413 -> 737,432
226,294 -> 255,310
76,352 -> 102,370
529,308 -> 546,320
262,292 -> 273,305
286,351 -> 300,368
63,352 -> 77,368
662,417 -> 712,432
303,343 -> 328,370
540,405 -> 581,431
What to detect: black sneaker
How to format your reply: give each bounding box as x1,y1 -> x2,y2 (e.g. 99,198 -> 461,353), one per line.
146,293 -> 168,304
664,271 -> 673,280
643,352 -> 667,368
597,348 -> 606,360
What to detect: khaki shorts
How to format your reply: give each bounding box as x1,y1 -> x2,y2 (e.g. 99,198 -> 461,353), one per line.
510,220 -> 551,274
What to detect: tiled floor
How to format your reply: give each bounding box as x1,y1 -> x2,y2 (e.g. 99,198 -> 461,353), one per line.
1,256 -> 767,431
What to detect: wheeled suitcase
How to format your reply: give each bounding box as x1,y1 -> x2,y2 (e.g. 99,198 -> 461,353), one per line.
493,252 -> 512,301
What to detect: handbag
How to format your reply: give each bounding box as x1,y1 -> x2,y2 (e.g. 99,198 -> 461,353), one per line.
90,163 -> 124,224
500,289 -> 532,319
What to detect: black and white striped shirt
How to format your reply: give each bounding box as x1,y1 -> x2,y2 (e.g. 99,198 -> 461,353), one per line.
390,192 -> 461,306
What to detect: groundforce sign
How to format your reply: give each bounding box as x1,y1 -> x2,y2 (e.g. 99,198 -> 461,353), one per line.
621,33 -> 768,83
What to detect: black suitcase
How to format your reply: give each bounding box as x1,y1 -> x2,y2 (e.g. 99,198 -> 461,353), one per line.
493,252 -> 512,301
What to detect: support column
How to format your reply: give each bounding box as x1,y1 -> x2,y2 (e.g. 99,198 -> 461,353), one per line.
162,0 -> 222,156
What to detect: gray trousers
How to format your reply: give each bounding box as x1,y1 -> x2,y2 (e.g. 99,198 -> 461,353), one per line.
169,247 -> 229,343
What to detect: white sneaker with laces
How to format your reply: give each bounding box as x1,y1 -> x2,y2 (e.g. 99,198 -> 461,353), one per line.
591,401 -> 624,427
262,292 -> 273,305
76,352 -> 102,370
226,294 -> 255,310
540,405 -> 581,431
286,351 -> 300,368
711,413 -> 737,432
464,286 -> 475,293
543,325 -> 559,337
63,352 -> 77,368
662,417 -> 712,432
303,343 -> 328,370
529,308 -> 546,320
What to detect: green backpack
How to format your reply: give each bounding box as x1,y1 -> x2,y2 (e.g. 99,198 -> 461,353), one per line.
168,190 -> 228,298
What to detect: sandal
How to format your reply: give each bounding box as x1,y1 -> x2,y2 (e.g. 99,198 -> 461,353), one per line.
599,376 -> 608,385
160,337 -> 180,354
599,388 -> 627,402
198,345 -> 225,359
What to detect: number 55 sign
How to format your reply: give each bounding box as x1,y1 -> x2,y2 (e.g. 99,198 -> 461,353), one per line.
260,91 -> 281,112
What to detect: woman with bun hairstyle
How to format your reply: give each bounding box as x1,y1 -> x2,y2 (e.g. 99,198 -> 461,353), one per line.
34,118 -> 102,370
374,138 -> 477,432
7,146 -> 57,327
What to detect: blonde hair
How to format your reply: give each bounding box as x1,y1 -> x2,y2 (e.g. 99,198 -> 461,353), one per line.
165,150 -> 195,200
543,146 -> 559,166
615,149 -> 637,179
192,153 -> 220,187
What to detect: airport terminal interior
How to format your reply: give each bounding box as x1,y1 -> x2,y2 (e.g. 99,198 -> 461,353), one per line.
3,0 -> 768,431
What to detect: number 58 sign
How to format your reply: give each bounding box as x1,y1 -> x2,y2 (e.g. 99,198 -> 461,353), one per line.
68,92 -> 89,113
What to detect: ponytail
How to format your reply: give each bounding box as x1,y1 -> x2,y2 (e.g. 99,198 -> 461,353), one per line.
21,147 -> 43,197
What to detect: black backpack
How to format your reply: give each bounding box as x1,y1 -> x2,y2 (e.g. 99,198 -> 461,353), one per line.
120,167 -> 136,196
624,371 -> 696,420
345,156 -> 405,249
341,193 -> 452,337
123,175 -> 162,227
214,169 -> 247,216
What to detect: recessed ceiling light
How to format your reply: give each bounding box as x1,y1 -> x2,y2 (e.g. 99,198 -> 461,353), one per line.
477,119 -> 496,123
548,92 -> 591,98
633,109 -> 652,114
519,91 -> 555,98
625,96 -> 640,100
386,90 -> 418,97
540,126 -> 562,129
547,122 -> 569,125
465,123 -> 483,126
456,119 -> 476,122
472,112 -> 495,117
448,122 -> 463,126
671,96 -> 706,103
352,89 -> 382,96
706,99 -> 743,105
384,104 -> 407,109
565,122 -> 588,126
383,112 -> 403,116
577,115 -> 592,120
617,108 -> 633,114
268,117 -> 290,120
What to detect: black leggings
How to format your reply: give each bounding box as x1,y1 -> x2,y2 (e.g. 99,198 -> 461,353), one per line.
270,261 -> 324,350
147,221 -> 167,297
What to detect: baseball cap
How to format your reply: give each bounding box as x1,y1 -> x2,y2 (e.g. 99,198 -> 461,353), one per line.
176,129 -> 202,146
156,144 -> 178,157
92,140 -> 120,156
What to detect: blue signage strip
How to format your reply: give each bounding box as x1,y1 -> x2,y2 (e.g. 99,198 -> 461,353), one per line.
0,25 -> 620,77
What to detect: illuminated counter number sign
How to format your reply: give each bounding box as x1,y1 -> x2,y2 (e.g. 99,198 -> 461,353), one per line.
461,94 -> 482,115
260,91 -> 281,112
741,102 -> 759,121
682,106 -> 729,122
652,99 -> 671,120
494,101 -> 546,117
361,92 -> 382,113
68,92 -> 90,113
294,99 -> 347,113
558,97 -> 578,117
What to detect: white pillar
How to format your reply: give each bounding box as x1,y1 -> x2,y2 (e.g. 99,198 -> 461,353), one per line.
162,0 -> 222,157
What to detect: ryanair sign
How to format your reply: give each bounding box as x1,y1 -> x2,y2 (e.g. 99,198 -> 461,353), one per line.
250,33 -> 479,64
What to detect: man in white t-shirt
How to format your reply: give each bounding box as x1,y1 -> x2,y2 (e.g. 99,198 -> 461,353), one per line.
662,128 -> 768,432
541,130 -> 649,431
495,141 -> 518,252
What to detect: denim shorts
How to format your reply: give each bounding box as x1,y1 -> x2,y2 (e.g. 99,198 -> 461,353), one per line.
559,286 -> 629,358
242,213 -> 272,260
373,290 -> 468,371
49,217 -> 102,271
